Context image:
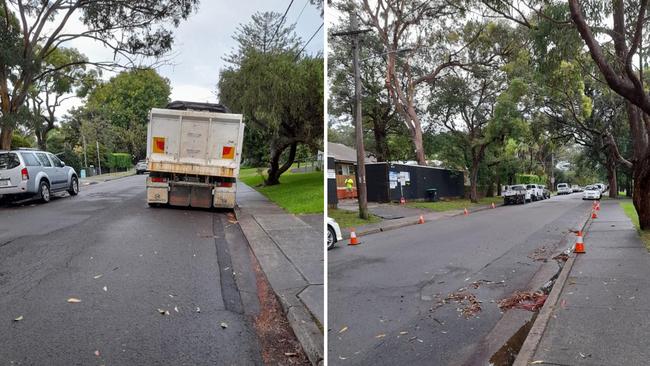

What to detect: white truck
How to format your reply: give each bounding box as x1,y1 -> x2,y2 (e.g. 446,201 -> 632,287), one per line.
145,101 -> 245,209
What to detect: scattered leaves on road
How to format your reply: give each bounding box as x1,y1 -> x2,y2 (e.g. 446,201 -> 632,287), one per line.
498,291 -> 547,312
375,334 -> 386,339
67,298 -> 82,303
196,307 -> 201,313
553,253 -> 569,262
220,322 -> 228,329
284,352 -> 297,357
440,291 -> 482,318
338,326 -> 348,334
13,315 -> 23,322
94,350 -> 100,357
102,286 -> 107,292
528,246 -> 549,261
93,274 -> 103,279
174,306 -> 179,313
399,331 -> 408,335
158,309 -> 169,315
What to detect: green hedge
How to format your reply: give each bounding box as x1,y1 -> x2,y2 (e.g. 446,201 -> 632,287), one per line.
516,174 -> 546,184
107,153 -> 132,170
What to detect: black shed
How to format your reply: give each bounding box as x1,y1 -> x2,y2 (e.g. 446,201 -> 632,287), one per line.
365,162 -> 464,202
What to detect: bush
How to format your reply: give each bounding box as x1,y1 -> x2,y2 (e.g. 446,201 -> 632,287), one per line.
516,174 -> 546,185
107,153 -> 132,171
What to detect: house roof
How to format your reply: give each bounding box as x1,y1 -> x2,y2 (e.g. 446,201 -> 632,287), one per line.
328,142 -> 377,164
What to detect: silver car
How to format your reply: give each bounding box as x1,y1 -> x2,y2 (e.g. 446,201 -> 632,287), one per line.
0,148 -> 79,203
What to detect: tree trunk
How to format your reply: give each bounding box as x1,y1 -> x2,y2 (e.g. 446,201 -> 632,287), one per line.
372,120 -> 389,162
0,126 -> 12,150
266,142 -> 297,186
606,148 -> 618,199
413,125 -> 426,165
496,174 -> 502,196
469,157 -> 480,203
633,159 -> 650,230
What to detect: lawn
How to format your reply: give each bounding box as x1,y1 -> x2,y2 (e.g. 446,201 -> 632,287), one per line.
407,196 -> 502,212
328,208 -> 381,229
620,201 -> 650,250
239,167 -> 323,214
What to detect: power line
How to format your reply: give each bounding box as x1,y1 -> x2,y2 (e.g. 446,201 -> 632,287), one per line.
294,22 -> 323,60
268,0 -> 295,49
295,0 -> 310,24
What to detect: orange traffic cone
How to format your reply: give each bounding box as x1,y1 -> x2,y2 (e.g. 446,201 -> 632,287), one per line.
400,197 -> 406,205
596,201 -> 600,211
574,231 -> 585,253
491,202 -> 496,209
418,215 -> 425,224
592,210 -> 598,219
349,228 -> 359,245
464,208 -> 469,216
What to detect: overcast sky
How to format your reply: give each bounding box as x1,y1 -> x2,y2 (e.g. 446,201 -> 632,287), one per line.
58,0 -> 324,117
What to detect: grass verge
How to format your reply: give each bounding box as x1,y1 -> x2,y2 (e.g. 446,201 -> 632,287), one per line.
620,201 -> 650,250
328,208 -> 381,229
239,168 -> 323,214
407,196 -> 502,212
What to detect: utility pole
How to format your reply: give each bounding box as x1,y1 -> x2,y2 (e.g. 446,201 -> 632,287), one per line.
96,141 -> 102,175
333,12 -> 371,219
82,134 -> 88,168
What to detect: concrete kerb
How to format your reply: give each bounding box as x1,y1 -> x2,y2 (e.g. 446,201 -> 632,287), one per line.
233,206 -> 323,365
342,202 -> 504,239
512,210 -> 593,366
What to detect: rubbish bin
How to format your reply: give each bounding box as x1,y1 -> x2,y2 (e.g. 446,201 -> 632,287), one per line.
426,188 -> 438,202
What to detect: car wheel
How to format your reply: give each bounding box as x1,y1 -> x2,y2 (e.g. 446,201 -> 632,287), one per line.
68,176 -> 79,196
39,181 -> 51,203
327,226 -> 336,250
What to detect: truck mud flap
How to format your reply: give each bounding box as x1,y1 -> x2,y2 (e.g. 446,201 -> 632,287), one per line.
213,191 -> 235,208
147,187 -> 169,204
190,186 -> 213,208
169,185 -> 191,206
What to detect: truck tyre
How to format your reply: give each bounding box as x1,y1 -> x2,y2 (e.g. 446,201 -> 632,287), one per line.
39,181 -> 51,203
68,176 -> 79,196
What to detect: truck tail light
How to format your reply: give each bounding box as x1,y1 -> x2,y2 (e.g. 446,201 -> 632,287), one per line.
151,177 -> 168,183
21,168 -> 29,181
218,182 -> 233,188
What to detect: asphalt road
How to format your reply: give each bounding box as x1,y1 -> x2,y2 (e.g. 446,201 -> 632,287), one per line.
328,193 -> 592,365
0,175 -> 265,365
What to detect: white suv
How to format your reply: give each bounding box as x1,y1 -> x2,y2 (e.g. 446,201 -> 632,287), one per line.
0,149 -> 79,203
557,183 -> 572,195
526,184 -> 544,201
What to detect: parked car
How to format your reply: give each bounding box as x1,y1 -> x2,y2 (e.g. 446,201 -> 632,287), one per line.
135,160 -> 148,174
503,184 -> 530,205
571,184 -> 582,192
583,185 -> 602,200
594,183 -> 607,193
526,184 -> 543,201
327,217 -> 343,250
557,183 -> 572,195
0,148 -> 79,203
539,185 -> 551,199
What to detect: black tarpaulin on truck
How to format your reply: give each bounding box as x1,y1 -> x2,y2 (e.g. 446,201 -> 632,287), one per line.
166,101 -> 230,113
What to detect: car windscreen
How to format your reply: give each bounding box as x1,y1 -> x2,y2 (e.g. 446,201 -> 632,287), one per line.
513,186 -> 525,191
0,152 -> 20,170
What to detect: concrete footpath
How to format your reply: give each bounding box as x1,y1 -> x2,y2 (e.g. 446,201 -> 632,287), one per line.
80,170 -> 136,186
521,200 -> 650,365
235,182 -> 324,365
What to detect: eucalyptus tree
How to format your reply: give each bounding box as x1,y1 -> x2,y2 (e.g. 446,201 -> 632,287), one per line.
427,20 -> 528,202
0,0 -> 199,150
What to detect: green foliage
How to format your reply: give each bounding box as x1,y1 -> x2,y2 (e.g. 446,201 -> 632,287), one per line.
516,174 -> 546,184
107,153 -> 133,170
328,209 -> 381,229
11,132 -> 33,148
